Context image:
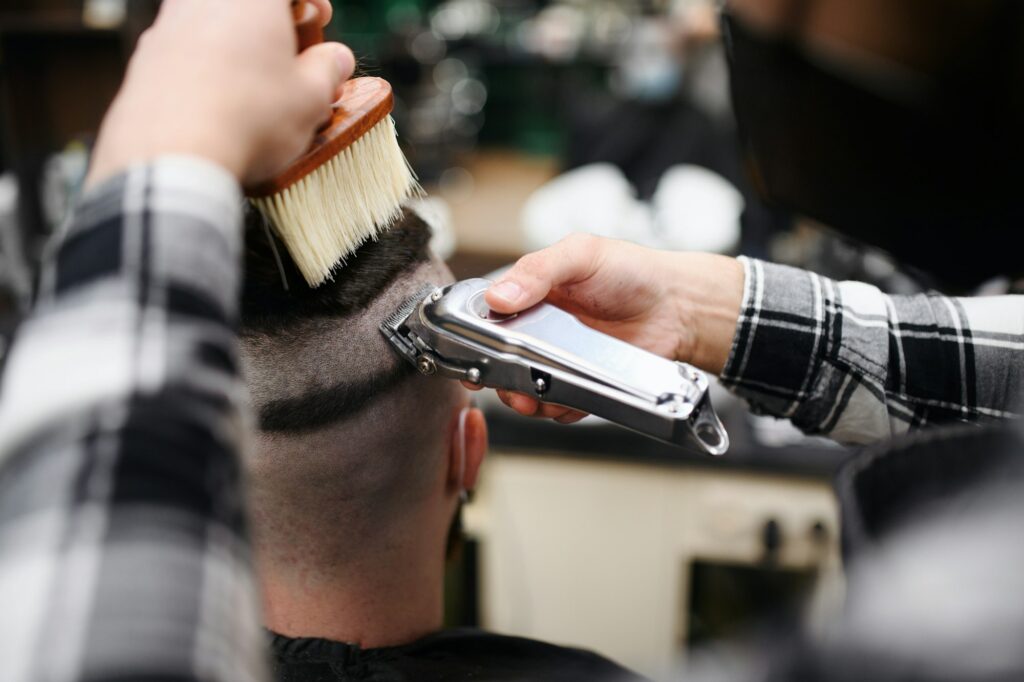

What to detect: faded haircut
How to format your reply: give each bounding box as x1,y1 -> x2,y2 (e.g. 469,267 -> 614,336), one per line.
239,206 -> 464,567
242,204 -> 435,431
240,202 -> 461,434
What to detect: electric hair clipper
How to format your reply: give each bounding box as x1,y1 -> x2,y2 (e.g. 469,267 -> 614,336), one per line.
381,279 -> 728,455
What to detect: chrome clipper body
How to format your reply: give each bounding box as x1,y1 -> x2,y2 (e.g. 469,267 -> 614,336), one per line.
380,279 -> 728,455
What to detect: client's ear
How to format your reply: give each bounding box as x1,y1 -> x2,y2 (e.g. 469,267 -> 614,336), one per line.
448,407 -> 487,495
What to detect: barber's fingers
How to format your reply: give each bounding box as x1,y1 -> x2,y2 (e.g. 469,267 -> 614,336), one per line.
306,0 -> 334,26
496,390 -> 588,423
294,42 -> 355,122
460,383 -> 587,423
486,233 -> 604,314
497,390 -> 537,415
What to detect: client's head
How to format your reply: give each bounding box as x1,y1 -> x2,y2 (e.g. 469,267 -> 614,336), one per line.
239,206 -> 486,643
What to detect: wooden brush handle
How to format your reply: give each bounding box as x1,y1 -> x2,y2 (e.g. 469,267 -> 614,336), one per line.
291,0 -> 330,136
291,0 -> 324,51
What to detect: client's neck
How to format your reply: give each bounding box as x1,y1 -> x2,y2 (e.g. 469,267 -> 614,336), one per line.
258,518 -> 447,649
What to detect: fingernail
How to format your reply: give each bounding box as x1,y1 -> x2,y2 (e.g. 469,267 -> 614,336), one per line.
490,281 -> 523,305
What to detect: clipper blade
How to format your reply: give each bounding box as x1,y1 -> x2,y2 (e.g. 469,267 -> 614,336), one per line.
381,284 -> 436,335
380,284 -> 437,362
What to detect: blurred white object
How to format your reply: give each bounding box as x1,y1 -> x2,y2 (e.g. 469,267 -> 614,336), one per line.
431,0 -> 500,40
83,0 -> 126,29
467,444 -> 841,680
0,174 -> 32,309
521,163 -> 743,254
521,164 -> 653,251
518,5 -> 587,62
653,165 -> 743,253
612,18 -> 682,102
841,485 -> 1024,678
749,414 -> 841,450
408,196 -> 458,261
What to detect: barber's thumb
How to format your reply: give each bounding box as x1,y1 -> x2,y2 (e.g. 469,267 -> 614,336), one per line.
488,263 -> 562,314
486,278 -> 529,313
296,43 -> 355,113
488,237 -> 599,313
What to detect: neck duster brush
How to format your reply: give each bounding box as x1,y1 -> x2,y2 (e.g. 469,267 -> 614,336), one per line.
246,0 -> 420,287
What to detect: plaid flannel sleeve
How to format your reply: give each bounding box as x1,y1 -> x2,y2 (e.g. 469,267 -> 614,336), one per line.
0,158 -> 267,682
721,257 -> 1024,445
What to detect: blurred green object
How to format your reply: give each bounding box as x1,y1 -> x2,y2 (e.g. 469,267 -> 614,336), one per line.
328,0 -> 427,58
325,0 -> 616,156
479,62 -> 565,155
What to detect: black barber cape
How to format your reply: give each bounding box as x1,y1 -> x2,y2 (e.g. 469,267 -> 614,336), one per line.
270,628 -> 647,682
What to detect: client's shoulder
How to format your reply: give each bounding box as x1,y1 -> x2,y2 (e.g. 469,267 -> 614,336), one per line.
397,627 -> 649,682
270,628 -> 648,682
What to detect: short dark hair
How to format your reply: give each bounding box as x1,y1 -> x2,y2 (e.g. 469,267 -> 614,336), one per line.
241,206 -> 435,432
242,206 -> 432,336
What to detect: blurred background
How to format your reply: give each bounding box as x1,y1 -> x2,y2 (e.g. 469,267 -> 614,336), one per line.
0,0 -> 947,678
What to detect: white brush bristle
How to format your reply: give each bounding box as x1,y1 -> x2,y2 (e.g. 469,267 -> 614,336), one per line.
253,117 -> 420,287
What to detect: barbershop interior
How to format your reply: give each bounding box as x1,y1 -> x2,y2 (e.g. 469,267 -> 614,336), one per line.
1,1 -> 1022,681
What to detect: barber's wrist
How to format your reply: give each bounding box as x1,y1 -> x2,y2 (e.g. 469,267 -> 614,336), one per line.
668,253 -> 745,374
86,150 -> 242,193
85,100 -> 246,190
78,154 -> 242,232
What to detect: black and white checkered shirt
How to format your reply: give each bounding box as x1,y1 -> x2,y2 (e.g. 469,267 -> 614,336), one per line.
722,258 -> 1024,444
1,153 -> 1022,681
0,158 -> 266,682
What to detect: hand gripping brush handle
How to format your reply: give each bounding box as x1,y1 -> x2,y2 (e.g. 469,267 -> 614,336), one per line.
246,0 -> 420,288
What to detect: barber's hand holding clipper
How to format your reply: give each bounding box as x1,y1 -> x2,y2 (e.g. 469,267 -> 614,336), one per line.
466,234 -> 745,424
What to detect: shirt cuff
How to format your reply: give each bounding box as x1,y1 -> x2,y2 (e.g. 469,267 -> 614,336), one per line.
720,257 -> 834,426
76,154 -> 242,237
